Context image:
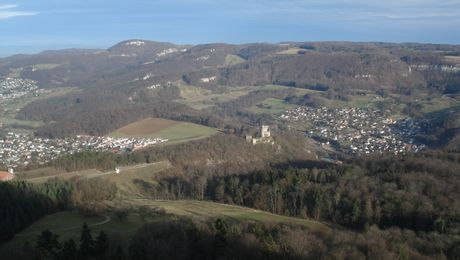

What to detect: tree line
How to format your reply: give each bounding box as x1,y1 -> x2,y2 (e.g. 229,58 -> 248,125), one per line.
30,223 -> 116,260
0,180 -> 73,243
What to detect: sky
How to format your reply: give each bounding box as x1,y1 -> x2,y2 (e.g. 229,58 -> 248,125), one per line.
0,0 -> 459,56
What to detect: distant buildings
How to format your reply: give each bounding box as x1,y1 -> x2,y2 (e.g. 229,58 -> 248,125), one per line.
0,77 -> 40,102
0,171 -> 15,181
281,106 -> 427,155
0,132 -> 169,168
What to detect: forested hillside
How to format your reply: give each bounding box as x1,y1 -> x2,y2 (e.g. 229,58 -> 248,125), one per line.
1,40 -> 459,143
3,150 -> 460,259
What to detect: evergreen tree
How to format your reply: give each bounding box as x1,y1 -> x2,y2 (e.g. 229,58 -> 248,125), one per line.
59,239 -> 78,260
35,229 -> 60,259
111,245 -> 126,260
214,218 -> 228,257
351,199 -> 362,227
79,223 -> 94,259
94,230 -> 109,259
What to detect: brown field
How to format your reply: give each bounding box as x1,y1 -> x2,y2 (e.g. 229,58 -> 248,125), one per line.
445,56 -> 460,62
115,117 -> 178,135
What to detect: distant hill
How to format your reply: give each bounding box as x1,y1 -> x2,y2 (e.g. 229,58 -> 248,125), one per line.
1,39 -> 459,147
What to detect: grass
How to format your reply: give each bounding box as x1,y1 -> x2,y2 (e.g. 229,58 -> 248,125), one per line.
7,68 -> 22,78
347,94 -> 381,108
420,96 -> 460,114
224,54 -> 246,66
17,167 -> 64,179
175,83 -> 323,111
109,117 -> 218,144
23,169 -> 105,184
259,85 -> 320,94
445,56 -> 460,62
111,117 -> 178,136
423,105 -> 460,124
102,161 -> 171,198
247,98 -> 298,115
123,200 -> 329,231
0,115 -> 45,128
175,84 -> 252,110
21,161 -> 171,186
152,122 -> 218,144
30,63 -> 61,70
6,64 -> 61,78
0,199 -> 329,258
276,48 -> 304,55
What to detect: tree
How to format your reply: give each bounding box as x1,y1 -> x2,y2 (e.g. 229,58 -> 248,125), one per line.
192,175 -> 207,200
94,230 -> 109,259
114,209 -> 129,221
35,229 -> 60,259
215,181 -> 225,202
351,199 -> 362,227
214,218 -> 229,257
59,239 -> 78,260
79,223 -> 94,259
111,245 -> 126,260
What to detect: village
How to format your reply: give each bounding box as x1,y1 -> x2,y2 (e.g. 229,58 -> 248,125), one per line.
0,132 -> 168,168
0,77 -> 42,102
280,106 -> 427,155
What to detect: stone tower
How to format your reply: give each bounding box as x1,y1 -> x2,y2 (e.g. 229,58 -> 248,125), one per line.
261,125 -> 270,138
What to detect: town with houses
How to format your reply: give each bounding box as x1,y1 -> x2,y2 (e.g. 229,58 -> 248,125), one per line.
0,132 -> 168,169
0,77 -> 431,175
281,106 -> 428,155
0,77 -> 41,102
0,76 -> 172,172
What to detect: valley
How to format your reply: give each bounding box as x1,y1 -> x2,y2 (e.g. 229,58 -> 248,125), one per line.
1,40 -> 460,260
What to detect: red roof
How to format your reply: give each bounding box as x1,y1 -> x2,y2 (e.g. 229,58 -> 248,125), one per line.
0,171 -> 14,181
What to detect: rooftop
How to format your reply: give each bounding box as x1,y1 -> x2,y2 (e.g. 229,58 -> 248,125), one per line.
0,171 -> 14,181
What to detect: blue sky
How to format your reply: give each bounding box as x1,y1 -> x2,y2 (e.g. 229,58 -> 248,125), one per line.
1,0 -> 459,56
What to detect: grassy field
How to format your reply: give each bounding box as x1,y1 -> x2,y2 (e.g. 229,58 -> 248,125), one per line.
152,122 -> 218,144
0,199 -> 329,258
0,115 -> 45,129
20,161 -> 171,187
7,68 -> 22,78
120,200 -> 329,231
445,56 -> 460,62
112,117 -> 177,135
247,98 -> 298,115
109,117 -> 218,144
176,83 -> 322,111
21,169 -> 103,184
30,63 -> 61,70
420,96 -> 460,113
175,84 -> 252,110
102,161 -> 171,197
276,48 -> 304,55
225,54 -> 246,66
